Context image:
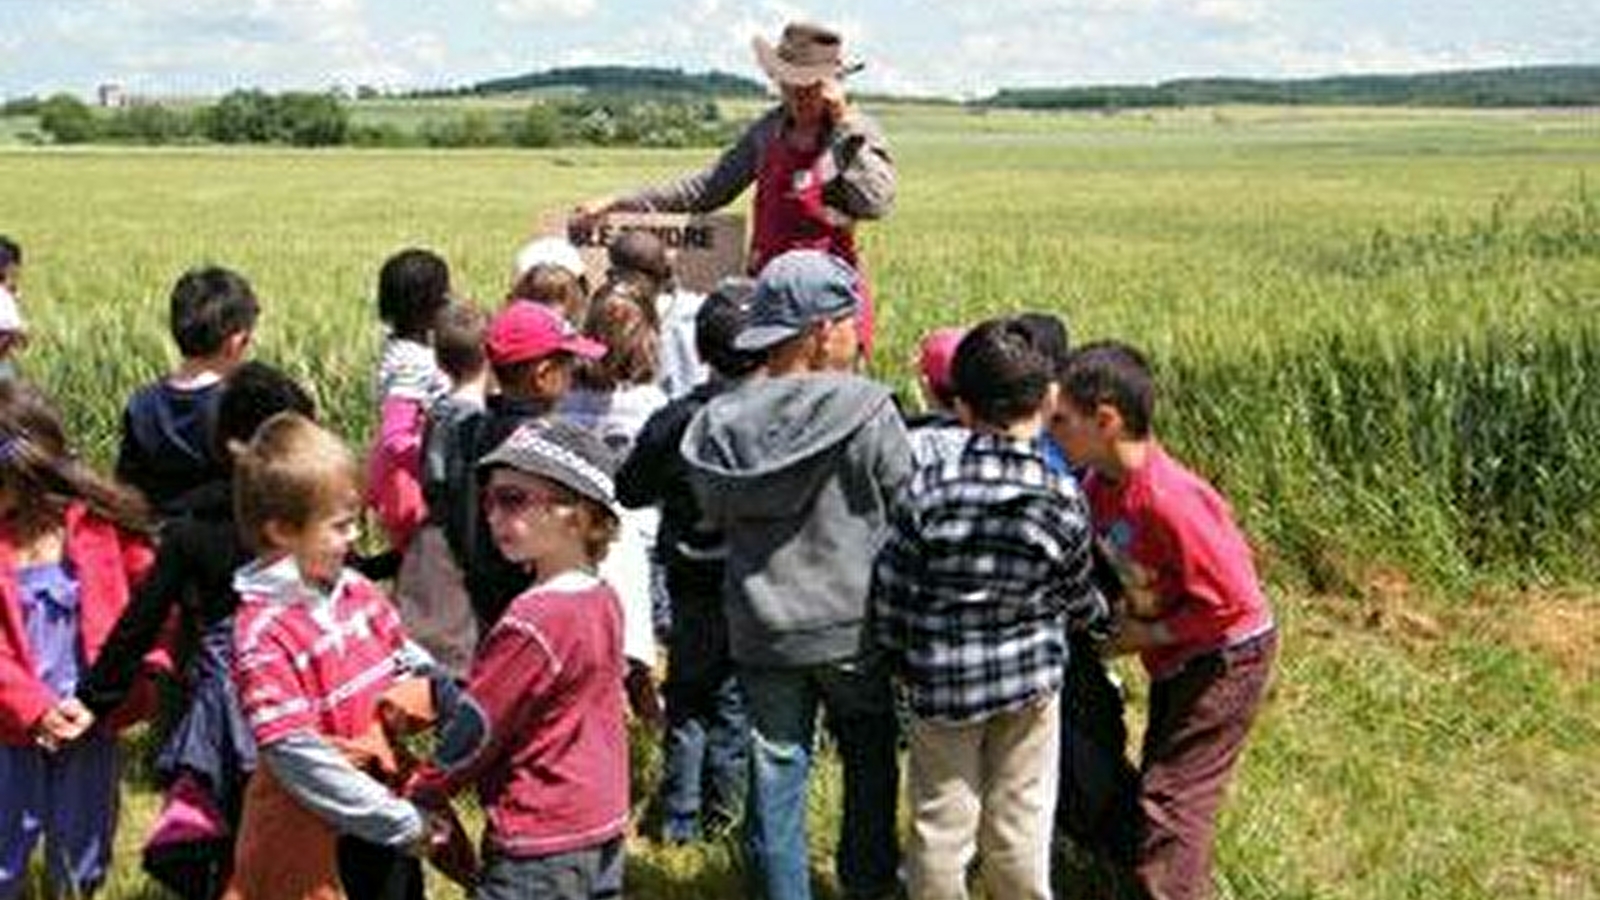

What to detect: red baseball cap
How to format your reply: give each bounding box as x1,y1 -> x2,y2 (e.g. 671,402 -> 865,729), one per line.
486,301 -> 605,367
918,327 -> 966,398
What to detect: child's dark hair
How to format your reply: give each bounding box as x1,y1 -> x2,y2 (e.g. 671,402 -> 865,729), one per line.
212,361 -> 317,465
950,317 -> 1055,427
233,412 -> 360,554
696,277 -> 764,379
1014,311 -> 1071,373
434,301 -> 488,384
170,266 -> 260,358
0,380 -> 150,534
576,280 -> 659,392
378,248 -> 451,338
0,236 -> 20,271
1060,340 -> 1156,438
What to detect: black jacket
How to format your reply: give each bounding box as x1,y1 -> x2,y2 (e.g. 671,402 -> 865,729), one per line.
615,382 -> 724,562
436,394 -> 549,630
77,479 -> 248,717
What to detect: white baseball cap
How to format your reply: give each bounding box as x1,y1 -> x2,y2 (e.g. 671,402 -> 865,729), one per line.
513,236 -> 587,281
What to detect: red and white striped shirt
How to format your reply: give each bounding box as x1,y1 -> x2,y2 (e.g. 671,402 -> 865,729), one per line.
232,556 -> 409,747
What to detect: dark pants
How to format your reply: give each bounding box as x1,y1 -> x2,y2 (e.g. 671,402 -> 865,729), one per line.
336,835 -> 424,900
1135,630 -> 1277,900
1057,636 -> 1140,866
659,556 -> 749,841
474,839 -> 624,900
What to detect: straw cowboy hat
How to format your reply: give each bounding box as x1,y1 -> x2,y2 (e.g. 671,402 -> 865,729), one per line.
752,22 -> 864,86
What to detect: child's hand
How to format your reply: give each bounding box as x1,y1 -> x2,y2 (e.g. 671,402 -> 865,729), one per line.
569,197 -> 617,228
1109,618 -> 1173,656
624,662 -> 665,732
33,698 -> 95,750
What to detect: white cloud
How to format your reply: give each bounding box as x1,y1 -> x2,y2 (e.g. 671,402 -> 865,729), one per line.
1188,0 -> 1265,27
494,0 -> 599,23
399,32 -> 451,70
0,0 -> 1591,100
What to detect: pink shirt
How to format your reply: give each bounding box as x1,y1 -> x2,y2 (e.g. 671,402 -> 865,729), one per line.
232,559 -> 409,747
1084,443 -> 1274,680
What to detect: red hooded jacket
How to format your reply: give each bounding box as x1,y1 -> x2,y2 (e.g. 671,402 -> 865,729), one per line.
0,501 -> 161,745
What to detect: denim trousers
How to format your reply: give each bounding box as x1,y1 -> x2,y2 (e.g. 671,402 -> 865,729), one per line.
659,556 -> 749,841
739,657 -> 901,900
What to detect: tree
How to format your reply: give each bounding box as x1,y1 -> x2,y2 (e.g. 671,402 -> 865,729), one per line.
102,104 -> 195,144
1,96 -> 41,117
277,92 -> 349,146
202,90 -> 277,143
514,103 -> 560,148
38,94 -> 97,143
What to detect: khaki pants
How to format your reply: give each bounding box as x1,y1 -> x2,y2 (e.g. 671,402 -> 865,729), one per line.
906,692 -> 1061,900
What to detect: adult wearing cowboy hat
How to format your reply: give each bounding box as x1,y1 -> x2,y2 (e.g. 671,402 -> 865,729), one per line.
575,21 -> 895,359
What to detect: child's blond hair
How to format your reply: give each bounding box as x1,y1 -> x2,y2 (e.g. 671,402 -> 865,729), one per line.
233,412 -> 361,553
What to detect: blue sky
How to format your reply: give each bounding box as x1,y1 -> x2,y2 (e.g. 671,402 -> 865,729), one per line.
0,0 -> 1594,100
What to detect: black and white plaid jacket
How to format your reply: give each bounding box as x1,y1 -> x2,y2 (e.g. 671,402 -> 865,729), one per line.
872,432 -> 1107,723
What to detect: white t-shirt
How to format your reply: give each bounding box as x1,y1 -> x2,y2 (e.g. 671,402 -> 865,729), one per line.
376,334 -> 449,404
559,383 -> 670,454
0,285 -> 24,333
655,288 -> 705,399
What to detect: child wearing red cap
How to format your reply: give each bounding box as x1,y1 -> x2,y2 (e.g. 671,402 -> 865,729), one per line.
904,325 -> 969,468
437,301 -> 604,630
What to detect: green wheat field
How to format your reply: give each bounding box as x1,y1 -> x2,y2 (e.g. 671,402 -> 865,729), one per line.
2,102 -> 1597,899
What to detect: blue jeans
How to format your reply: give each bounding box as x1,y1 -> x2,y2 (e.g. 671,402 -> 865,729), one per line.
739,659 -> 900,900
660,667 -> 748,841
659,554 -> 749,842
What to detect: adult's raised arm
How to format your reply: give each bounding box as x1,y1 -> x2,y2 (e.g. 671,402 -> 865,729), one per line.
573,110 -> 774,222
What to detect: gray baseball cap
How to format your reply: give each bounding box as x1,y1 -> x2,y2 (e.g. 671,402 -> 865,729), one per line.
734,250 -> 862,352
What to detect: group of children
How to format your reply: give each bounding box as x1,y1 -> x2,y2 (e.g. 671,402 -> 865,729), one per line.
0,228 -> 1274,900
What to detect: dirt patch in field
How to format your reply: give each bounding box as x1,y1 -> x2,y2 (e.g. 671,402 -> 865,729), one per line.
1299,575 -> 1599,680
1492,590 -> 1600,681
1300,567 -> 1446,649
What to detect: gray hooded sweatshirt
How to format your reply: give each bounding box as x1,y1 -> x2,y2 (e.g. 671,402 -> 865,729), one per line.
681,371 -> 914,667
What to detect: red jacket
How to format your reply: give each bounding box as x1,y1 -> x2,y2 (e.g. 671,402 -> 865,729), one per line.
0,502 -> 160,745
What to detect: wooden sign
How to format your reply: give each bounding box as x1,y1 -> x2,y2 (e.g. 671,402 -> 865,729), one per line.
566,212 -> 747,294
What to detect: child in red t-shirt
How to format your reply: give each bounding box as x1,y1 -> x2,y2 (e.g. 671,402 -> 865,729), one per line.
1048,340 -> 1277,900
409,419 -> 628,900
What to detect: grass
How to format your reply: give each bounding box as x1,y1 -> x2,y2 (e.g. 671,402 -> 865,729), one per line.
1,103 -> 1598,898
80,587 -> 1598,900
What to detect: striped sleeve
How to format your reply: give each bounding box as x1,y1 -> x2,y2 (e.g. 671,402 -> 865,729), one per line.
233,608 -> 316,746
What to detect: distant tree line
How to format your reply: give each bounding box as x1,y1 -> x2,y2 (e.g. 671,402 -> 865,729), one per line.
1,89 -> 738,149
419,65 -> 765,99
982,65 -> 1600,110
